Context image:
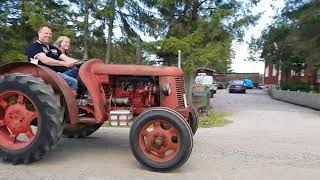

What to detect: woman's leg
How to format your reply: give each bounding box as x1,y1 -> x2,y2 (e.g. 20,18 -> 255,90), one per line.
63,67 -> 86,95
58,72 -> 78,93
63,67 -> 79,78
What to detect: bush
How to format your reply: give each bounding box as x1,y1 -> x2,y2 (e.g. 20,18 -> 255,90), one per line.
280,81 -> 289,90
313,85 -> 320,93
290,80 -> 310,92
281,80 -> 311,92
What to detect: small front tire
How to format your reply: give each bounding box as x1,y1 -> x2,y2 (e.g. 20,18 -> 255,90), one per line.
189,104 -> 199,135
130,108 -> 193,171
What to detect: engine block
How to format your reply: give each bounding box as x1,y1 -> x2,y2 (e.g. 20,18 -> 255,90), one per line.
106,76 -> 159,107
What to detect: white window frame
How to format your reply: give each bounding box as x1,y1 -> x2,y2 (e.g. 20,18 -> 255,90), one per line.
272,64 -> 277,76
291,63 -> 305,77
265,66 -> 269,77
291,69 -> 305,77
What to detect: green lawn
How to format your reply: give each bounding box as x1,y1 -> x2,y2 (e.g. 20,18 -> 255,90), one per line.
102,110 -> 233,128
199,110 -> 233,128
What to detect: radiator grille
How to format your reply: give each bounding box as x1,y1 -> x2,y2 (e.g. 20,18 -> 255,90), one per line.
175,77 -> 185,109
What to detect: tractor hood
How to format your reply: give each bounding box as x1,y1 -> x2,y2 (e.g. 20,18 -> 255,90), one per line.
82,59 -> 184,76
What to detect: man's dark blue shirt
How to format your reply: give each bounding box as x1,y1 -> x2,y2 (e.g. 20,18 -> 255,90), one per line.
27,40 -> 68,72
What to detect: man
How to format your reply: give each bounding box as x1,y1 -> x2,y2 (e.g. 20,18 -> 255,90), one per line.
27,26 -> 82,94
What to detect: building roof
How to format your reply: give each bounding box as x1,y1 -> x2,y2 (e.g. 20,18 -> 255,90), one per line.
197,67 -> 216,73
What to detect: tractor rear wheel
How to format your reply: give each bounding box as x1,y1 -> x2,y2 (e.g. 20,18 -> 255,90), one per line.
130,107 -> 193,171
63,123 -> 102,138
0,73 -> 63,164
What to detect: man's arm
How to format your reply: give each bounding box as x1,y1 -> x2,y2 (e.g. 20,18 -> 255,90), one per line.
37,53 -> 74,68
59,54 -> 81,64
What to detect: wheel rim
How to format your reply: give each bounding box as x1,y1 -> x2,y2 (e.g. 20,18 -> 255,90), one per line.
0,91 -> 39,150
139,119 -> 181,162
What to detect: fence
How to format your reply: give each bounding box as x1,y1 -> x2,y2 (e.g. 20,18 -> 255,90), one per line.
269,88 -> 320,111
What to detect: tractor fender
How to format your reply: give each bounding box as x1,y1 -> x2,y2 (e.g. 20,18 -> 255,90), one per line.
0,62 -> 79,124
79,59 -> 107,123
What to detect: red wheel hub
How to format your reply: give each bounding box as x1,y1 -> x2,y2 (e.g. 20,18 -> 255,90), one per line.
0,91 -> 39,150
139,120 -> 181,162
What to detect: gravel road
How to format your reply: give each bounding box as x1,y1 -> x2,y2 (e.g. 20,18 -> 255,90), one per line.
0,89 -> 319,180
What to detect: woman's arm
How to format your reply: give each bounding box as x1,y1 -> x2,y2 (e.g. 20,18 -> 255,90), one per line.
59,54 -> 81,64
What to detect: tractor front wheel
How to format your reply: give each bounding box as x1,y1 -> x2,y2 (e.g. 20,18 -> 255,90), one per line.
129,107 -> 193,171
189,105 -> 199,135
0,73 -> 63,164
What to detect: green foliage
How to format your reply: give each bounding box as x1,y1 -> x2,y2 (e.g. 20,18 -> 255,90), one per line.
291,80 -> 311,92
143,0 -> 260,72
313,85 -> 320,93
281,80 -> 311,92
280,81 -> 289,90
199,110 -> 233,128
0,0 -> 72,63
250,0 -> 320,70
0,0 -> 259,70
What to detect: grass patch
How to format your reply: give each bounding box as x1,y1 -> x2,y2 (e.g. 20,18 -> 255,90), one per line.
314,111 -> 320,117
102,110 -> 233,128
199,110 -> 233,128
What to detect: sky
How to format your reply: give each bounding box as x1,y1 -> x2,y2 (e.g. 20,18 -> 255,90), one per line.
231,0 -> 285,74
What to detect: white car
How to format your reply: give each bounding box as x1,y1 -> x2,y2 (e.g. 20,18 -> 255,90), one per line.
195,75 -> 217,97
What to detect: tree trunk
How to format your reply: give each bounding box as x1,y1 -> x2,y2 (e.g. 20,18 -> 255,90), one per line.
20,1 -> 26,40
186,72 -> 195,102
83,0 -> 89,60
105,0 -> 115,64
191,0 -> 199,31
135,36 -> 142,64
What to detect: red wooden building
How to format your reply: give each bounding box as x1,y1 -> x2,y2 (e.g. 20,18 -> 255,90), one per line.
264,62 -> 320,89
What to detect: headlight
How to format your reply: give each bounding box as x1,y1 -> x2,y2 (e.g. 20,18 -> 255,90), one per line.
162,83 -> 171,96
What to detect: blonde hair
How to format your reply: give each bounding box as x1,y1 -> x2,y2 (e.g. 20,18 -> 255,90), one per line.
54,36 -> 70,55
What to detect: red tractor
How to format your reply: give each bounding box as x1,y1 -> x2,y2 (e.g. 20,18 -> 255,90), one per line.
0,59 -> 198,171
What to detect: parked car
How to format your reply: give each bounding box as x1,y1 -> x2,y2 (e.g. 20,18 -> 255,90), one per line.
195,75 -> 217,97
243,79 -> 254,89
228,80 -> 246,93
258,84 -> 264,89
212,81 -> 218,93
216,81 -> 224,89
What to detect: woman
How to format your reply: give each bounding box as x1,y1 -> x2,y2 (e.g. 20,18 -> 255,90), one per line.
54,36 -> 78,80
54,36 -> 71,56
55,36 -> 87,116
54,36 -> 86,96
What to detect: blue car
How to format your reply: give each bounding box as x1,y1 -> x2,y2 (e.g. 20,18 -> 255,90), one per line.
243,79 -> 254,89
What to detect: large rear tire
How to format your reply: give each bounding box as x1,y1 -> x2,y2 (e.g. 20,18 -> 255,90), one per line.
130,107 -> 193,171
63,123 -> 102,138
0,73 -> 63,164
